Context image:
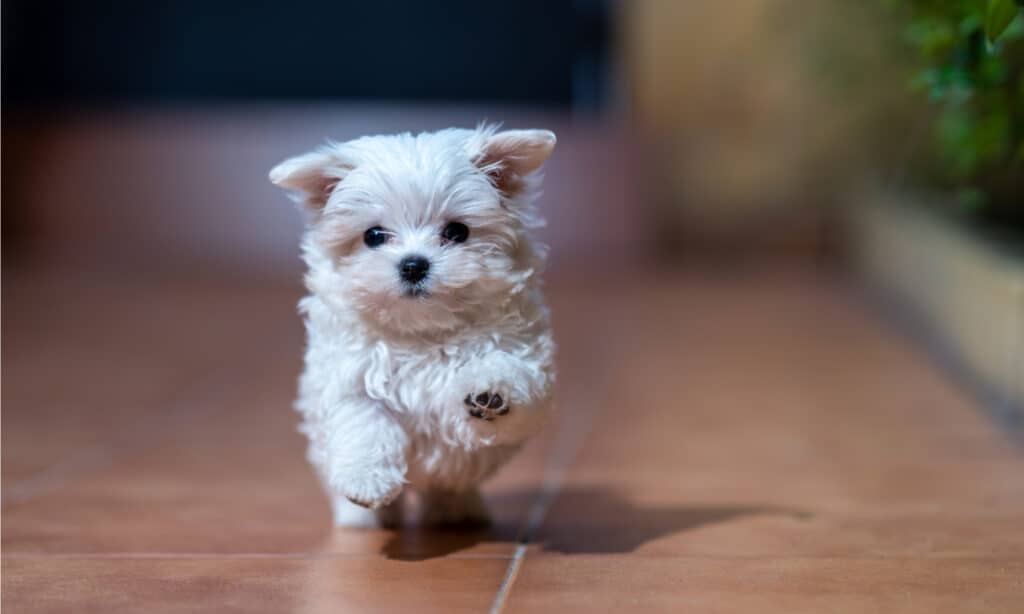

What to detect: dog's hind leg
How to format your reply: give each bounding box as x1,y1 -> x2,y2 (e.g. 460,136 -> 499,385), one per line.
331,492 -> 405,528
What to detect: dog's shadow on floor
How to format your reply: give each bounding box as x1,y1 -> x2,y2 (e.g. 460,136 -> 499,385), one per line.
381,486 -> 809,561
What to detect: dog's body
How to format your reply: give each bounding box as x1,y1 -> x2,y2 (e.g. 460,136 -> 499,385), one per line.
270,126 -> 556,527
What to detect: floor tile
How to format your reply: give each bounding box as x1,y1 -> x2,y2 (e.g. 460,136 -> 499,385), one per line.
2,556 -> 511,614
503,556 -> 1024,613
527,274 -> 1024,559
6,269 -> 1024,611
2,276 -> 304,494
498,273 -> 1024,609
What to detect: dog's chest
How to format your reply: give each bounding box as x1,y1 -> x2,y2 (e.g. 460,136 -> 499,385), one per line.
355,336 -> 493,414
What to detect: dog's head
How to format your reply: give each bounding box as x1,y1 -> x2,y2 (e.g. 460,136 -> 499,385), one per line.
270,125 -> 555,335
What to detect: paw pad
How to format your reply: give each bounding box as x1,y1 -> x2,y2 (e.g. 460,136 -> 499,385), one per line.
464,392 -> 509,421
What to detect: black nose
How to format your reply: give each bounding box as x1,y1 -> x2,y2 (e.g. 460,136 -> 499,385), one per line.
398,255 -> 430,284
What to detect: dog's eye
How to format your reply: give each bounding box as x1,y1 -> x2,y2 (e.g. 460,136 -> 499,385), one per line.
441,221 -> 469,244
363,226 -> 390,248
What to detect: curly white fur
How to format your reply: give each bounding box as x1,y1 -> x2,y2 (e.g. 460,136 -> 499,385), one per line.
270,125 -> 556,527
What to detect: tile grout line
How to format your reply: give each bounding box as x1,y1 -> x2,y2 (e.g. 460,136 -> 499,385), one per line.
11,551 -> 1024,562
3,552 -> 515,561
488,354 -> 611,614
491,543 -> 528,611
487,409 -> 596,614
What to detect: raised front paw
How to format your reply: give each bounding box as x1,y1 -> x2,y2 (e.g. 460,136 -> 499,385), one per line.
464,391 -> 510,421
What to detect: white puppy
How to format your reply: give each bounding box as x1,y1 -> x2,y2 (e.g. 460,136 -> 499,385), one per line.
269,125 -> 557,527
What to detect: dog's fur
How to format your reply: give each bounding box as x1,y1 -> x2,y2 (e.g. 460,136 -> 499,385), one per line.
269,125 -> 556,527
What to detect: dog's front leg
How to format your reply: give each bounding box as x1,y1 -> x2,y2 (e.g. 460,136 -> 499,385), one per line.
320,398 -> 409,512
458,348 -> 554,443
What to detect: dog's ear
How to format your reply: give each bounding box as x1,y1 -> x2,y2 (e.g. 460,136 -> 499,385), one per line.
476,129 -> 556,195
269,148 -> 351,211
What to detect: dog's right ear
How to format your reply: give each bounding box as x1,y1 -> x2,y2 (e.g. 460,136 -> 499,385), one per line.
269,148 -> 351,211
474,128 -> 557,196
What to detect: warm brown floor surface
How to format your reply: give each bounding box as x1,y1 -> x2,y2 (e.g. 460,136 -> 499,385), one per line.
3,268 -> 1023,613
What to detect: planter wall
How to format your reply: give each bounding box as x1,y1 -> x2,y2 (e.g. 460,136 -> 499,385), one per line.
848,188 -> 1024,427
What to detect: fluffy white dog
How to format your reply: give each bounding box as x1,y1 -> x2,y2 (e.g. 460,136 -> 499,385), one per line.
269,125 -> 557,527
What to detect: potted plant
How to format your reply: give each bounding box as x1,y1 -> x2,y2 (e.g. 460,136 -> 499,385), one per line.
843,0 -> 1024,422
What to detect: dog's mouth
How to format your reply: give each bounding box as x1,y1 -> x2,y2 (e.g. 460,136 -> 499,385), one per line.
402,286 -> 430,299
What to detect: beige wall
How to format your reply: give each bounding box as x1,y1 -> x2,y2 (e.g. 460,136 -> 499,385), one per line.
622,0 -> 876,252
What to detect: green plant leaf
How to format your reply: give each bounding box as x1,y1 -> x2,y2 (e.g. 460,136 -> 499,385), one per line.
956,186 -> 987,211
985,0 -> 1021,44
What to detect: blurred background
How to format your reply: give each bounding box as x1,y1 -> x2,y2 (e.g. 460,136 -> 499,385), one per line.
6,0 -> 1021,263
0,0 -> 887,276
3,0 -> 1023,488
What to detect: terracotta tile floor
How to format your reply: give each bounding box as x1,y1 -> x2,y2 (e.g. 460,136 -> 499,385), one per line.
3,268 -> 1023,613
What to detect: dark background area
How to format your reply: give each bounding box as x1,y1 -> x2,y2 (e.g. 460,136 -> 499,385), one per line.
1,0 -> 620,274
2,0 -> 611,108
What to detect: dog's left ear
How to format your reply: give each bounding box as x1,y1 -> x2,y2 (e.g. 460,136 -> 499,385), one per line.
476,129 -> 557,194
269,148 -> 350,212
